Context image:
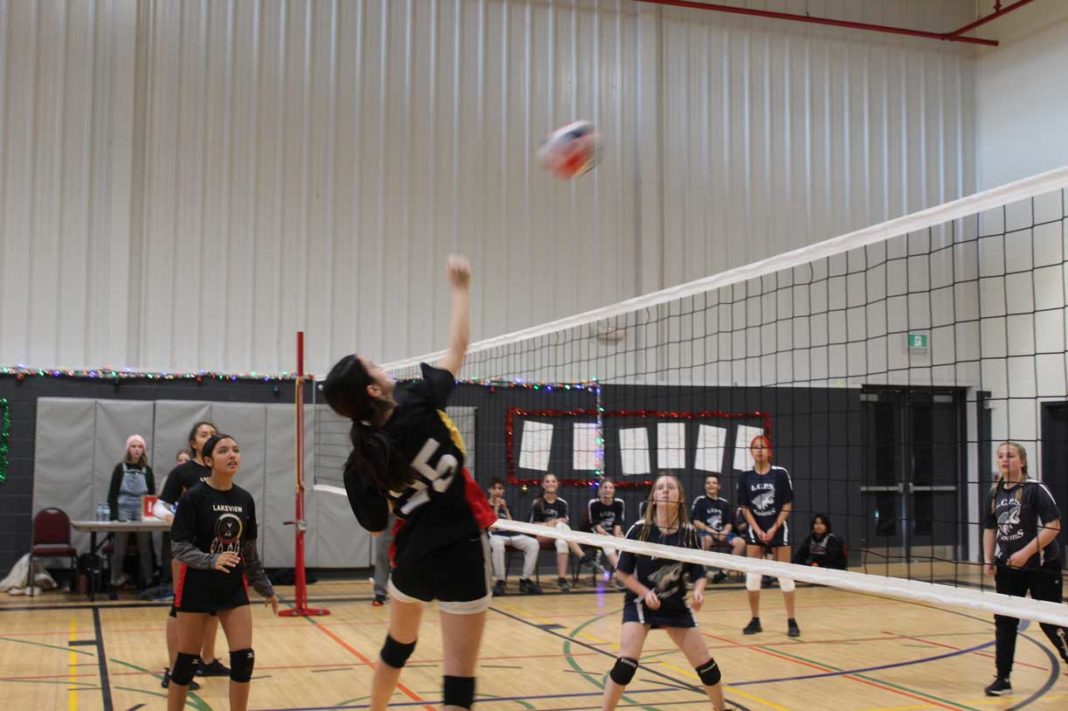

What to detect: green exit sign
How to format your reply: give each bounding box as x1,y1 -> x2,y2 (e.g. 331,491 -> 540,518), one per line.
907,333 -> 929,350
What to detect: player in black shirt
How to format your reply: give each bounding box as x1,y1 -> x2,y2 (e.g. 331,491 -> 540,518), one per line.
602,474 -> 725,710
737,434 -> 799,637
587,476 -> 625,571
530,472 -> 591,591
981,441 -> 1068,697
166,435 -> 278,711
155,421 -> 228,688
692,474 -> 746,583
792,514 -> 847,570
323,255 -> 496,711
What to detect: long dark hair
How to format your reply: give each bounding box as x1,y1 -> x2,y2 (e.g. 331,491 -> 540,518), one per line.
322,354 -> 412,493
810,513 -> 832,535
187,420 -> 217,456
201,434 -> 236,468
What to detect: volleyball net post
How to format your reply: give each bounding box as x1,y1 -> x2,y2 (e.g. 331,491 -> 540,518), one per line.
279,331 -> 330,617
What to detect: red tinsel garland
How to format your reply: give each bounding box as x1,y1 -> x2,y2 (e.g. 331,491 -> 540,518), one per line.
505,407 -> 773,488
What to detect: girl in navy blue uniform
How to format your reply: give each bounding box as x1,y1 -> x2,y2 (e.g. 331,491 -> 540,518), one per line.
166,435 -> 278,711
737,435 -> 799,637
981,441 -> 1068,697
323,255 -> 495,711
602,474 -> 725,710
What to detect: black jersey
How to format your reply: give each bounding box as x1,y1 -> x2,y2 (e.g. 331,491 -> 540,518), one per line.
530,495 -> 569,523
984,480 -> 1062,569
344,363 -> 494,565
691,495 -> 733,532
588,498 -> 625,532
171,482 -> 258,592
159,460 -> 211,505
617,523 -> 705,614
737,466 -> 793,530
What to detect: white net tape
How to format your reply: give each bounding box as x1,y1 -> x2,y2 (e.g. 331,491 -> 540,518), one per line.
494,519 -> 1068,629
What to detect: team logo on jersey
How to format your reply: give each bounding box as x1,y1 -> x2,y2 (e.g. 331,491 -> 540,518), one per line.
648,561 -> 685,599
706,509 -> 723,530
997,501 -> 1022,538
751,490 -> 776,515
210,513 -> 243,554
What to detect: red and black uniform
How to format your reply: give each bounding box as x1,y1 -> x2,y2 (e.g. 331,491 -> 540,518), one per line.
344,363 -> 495,608
171,482 -> 273,613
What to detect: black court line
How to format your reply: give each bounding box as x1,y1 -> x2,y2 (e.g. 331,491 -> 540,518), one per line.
92,607 -> 114,711
489,606 -> 752,711
68,640 -> 97,647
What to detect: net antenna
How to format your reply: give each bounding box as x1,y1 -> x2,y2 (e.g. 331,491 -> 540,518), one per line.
278,331 -> 330,617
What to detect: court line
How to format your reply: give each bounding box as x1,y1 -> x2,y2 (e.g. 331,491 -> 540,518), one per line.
91,607 -> 115,711
297,613 -> 435,711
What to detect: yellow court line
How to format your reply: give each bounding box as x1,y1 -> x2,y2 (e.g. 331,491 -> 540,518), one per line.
68,617 -> 77,711
657,660 -> 791,711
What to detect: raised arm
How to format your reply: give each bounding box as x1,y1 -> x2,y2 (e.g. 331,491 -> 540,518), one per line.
438,255 -> 471,377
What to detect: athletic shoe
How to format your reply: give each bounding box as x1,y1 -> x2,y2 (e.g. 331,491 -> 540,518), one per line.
710,571 -> 728,584
197,658 -> 230,677
742,618 -> 763,635
518,578 -> 542,595
984,677 -> 1012,696
493,580 -> 506,596
787,619 -> 801,638
161,669 -> 201,690
371,594 -> 386,607
762,575 -> 776,588
557,576 -> 571,592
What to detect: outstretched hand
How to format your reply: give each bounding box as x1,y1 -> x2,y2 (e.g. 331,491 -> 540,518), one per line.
447,255 -> 471,289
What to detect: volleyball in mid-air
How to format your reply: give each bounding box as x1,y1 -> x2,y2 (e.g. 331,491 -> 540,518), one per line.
537,120 -> 602,179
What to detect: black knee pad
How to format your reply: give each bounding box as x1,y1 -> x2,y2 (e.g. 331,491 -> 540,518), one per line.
696,658 -> 721,686
171,652 -> 199,686
610,657 -> 639,685
230,648 -> 255,683
443,675 -> 475,709
380,634 -> 416,669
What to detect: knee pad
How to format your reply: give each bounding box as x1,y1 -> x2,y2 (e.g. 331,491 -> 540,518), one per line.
555,538 -> 569,554
745,572 -> 763,591
443,675 -> 475,709
610,656 -> 639,685
696,658 -> 722,686
171,652 -> 199,686
778,577 -> 795,593
229,648 -> 255,683
380,634 -> 416,668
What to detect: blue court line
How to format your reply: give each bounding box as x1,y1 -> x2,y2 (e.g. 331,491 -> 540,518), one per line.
732,638 -> 994,686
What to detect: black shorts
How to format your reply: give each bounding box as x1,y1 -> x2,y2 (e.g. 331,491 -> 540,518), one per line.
622,597 -> 697,629
389,533 -> 491,614
745,521 -> 790,549
174,566 -> 250,614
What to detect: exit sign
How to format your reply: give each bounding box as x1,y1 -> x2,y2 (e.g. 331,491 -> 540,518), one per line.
907,333 -> 929,350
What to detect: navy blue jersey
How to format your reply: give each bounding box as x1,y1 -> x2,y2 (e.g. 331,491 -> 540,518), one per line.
691,495 -> 733,532
984,480 -> 1061,569
588,498 -> 625,532
530,495 -> 569,523
617,523 -> 704,615
737,466 -> 794,532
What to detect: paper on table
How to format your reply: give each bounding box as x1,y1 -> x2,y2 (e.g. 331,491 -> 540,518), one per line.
573,422 -> 599,470
733,425 -> 765,471
619,427 -> 651,476
694,424 -> 727,473
519,420 -> 554,471
657,422 -> 686,469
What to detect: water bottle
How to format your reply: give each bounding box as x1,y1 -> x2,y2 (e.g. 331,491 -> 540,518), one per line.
95,504 -> 103,522
101,503 -> 110,521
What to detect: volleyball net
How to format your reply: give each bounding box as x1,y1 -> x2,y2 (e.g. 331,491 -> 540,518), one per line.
314,165 -> 1068,625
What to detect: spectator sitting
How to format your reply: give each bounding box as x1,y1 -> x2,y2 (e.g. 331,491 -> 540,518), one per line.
793,514 -> 847,570
487,478 -> 542,595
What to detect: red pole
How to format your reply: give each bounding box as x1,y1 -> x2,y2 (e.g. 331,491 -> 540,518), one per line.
279,331 -> 330,617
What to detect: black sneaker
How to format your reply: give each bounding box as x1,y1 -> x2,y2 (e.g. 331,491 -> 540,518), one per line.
493,580 -> 506,596
197,657 -> 230,677
558,576 -> 571,592
371,594 -> 386,606
161,669 -> 200,690
762,576 -> 776,588
984,677 -> 1012,696
518,578 -> 543,595
743,618 -> 763,635
711,571 -> 728,584
787,619 -> 801,638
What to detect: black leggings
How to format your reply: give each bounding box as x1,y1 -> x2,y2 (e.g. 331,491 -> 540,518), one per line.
994,565 -> 1068,677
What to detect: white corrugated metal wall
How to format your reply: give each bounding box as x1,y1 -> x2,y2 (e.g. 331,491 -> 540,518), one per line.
0,0 -> 977,375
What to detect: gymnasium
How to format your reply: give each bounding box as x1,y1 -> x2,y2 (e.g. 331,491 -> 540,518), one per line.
3,1 -> 1068,709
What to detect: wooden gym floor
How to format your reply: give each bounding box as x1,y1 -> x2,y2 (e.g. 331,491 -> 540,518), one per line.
2,574 -> 1066,710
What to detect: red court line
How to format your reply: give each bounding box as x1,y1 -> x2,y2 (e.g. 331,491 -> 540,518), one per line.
310,621 -> 435,711
703,632 -> 962,711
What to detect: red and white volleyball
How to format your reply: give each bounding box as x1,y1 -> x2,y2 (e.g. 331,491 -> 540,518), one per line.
537,120 -> 602,179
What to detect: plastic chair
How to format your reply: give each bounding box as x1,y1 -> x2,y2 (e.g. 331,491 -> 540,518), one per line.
28,508 -> 78,595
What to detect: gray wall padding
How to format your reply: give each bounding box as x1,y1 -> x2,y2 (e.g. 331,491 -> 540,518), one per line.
33,398 -> 372,568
